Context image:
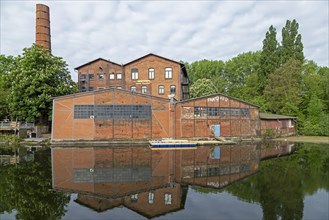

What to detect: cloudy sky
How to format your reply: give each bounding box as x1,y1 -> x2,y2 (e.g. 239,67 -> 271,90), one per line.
1,0 -> 328,81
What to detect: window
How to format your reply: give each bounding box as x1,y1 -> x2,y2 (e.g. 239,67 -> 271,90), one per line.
98,87 -> 104,90
74,104 -> 152,119
170,85 -> 176,95
148,68 -> 155,79
88,87 -> 94,91
117,86 -> 122,89
148,192 -> 154,204
132,68 -> 138,80
288,120 -> 294,128
158,85 -> 164,95
165,68 -> 172,79
98,73 -> 105,80
89,74 -> 94,80
131,194 -> 138,203
117,73 -> 122,80
164,193 -> 172,205
131,86 -> 136,92
109,73 -> 115,80
141,86 -> 147,94
80,74 -> 87,80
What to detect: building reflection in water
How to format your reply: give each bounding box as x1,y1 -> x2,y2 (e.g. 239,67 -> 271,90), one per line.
52,142 -> 294,218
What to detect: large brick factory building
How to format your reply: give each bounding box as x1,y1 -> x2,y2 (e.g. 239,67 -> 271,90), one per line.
33,4 -> 292,141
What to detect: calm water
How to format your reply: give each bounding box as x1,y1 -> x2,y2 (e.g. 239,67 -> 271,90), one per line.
0,142 -> 328,220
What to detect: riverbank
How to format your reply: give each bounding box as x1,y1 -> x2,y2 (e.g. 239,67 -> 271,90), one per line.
276,136 -> 329,144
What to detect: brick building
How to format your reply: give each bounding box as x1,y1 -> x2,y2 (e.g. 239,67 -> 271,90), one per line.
260,113 -> 297,137
51,88 -> 260,141
76,53 -> 190,101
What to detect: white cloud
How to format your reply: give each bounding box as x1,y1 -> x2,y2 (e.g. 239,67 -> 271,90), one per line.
1,0 -> 328,82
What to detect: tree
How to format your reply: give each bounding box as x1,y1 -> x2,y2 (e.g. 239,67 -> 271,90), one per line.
189,78 -> 218,98
259,25 -> 279,92
264,58 -> 302,116
224,51 -> 261,98
279,19 -> 304,64
6,44 -> 76,123
0,55 -> 16,119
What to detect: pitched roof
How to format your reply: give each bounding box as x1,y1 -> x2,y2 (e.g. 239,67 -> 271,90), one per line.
260,113 -> 296,120
74,58 -> 121,70
177,93 -> 260,108
124,53 -> 183,66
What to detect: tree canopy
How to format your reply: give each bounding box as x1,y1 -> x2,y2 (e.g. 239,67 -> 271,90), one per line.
0,44 -> 76,123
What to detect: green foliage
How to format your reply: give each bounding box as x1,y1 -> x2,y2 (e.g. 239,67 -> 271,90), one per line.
280,19 -> 304,64
189,78 -> 218,98
262,129 -> 276,140
1,44 -> 77,122
264,59 -> 302,116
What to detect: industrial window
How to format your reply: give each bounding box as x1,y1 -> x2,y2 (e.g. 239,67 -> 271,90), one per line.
89,74 -> 94,80
194,107 -> 207,117
131,86 -> 136,92
158,85 -> 164,95
203,107 -> 250,117
164,193 -> 172,205
132,68 -> 138,80
148,68 -> 155,79
117,73 -> 122,80
165,68 -> 172,79
74,105 -> 94,119
74,104 -> 152,119
170,85 -> 176,95
141,86 -> 147,94
98,73 -> 105,80
109,74 -> 115,80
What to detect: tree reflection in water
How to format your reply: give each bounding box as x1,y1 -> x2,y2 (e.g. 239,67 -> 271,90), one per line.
0,149 -> 70,220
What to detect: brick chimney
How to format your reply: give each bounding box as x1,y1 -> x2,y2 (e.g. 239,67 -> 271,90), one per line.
35,4 -> 51,51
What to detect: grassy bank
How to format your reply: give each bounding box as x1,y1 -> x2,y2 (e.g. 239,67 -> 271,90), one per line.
276,136 -> 329,144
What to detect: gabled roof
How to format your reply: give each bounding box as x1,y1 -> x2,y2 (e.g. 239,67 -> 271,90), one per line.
74,58 -> 121,70
260,113 -> 296,120
177,93 -> 260,108
124,53 -> 183,66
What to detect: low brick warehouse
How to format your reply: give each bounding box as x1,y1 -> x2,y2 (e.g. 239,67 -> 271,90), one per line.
52,88 -> 261,141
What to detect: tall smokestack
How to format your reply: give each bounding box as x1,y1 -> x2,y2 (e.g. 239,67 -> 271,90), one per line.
35,4 -> 51,51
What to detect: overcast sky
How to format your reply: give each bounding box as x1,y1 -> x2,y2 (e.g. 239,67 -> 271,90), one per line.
1,0 -> 328,81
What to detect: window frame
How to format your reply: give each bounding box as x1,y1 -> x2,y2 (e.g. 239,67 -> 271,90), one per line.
170,85 -> 176,95
117,73 -> 122,80
89,74 -> 94,80
130,86 -> 137,92
158,85 -> 165,95
98,73 -> 105,80
165,67 -> 173,79
148,68 -> 155,80
109,73 -> 115,80
141,86 -> 147,94
132,68 -> 138,80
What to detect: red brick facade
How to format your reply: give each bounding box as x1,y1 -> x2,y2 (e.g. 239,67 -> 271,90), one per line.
76,54 -> 189,101
52,90 -> 260,141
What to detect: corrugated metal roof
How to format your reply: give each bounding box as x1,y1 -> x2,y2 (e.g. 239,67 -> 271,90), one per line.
260,113 -> 296,120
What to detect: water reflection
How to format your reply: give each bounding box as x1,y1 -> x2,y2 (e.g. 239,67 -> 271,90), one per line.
52,142 -> 295,218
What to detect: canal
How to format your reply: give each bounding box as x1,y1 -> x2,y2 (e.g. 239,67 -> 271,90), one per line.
0,142 -> 328,219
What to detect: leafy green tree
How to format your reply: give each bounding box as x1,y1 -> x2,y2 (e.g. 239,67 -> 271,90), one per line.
259,25 -> 279,92
264,59 -> 302,116
189,78 -> 218,98
6,44 -> 76,123
0,55 -> 16,119
279,19 -> 304,64
224,51 -> 261,98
